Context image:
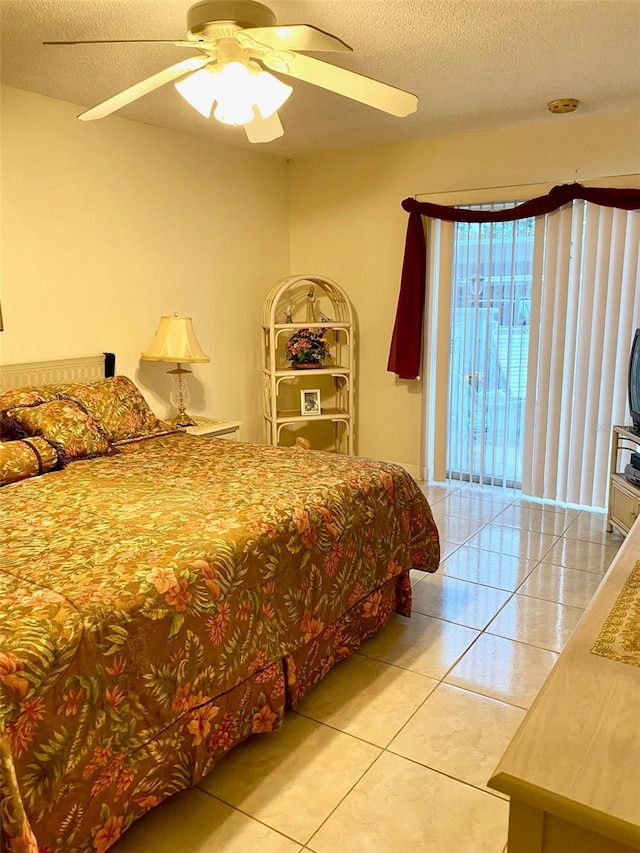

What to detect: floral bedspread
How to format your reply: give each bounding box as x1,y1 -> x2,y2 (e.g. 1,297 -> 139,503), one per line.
0,434 -> 439,852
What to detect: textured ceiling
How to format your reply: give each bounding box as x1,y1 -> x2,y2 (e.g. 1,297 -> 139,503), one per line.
1,0 -> 639,158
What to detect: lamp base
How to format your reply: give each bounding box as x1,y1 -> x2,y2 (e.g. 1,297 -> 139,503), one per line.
167,364 -> 196,428
171,412 -> 197,428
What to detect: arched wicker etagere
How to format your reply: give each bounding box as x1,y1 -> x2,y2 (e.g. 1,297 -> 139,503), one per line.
262,275 -> 355,454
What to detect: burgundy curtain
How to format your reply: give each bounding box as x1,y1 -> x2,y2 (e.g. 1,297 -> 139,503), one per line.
387,183 -> 640,380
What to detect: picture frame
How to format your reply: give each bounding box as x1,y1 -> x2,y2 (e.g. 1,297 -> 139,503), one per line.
301,388 -> 321,416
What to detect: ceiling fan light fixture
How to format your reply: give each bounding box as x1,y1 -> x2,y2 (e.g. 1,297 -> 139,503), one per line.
213,96 -> 256,125
50,1 -> 418,136
253,70 -> 292,119
176,57 -> 291,126
175,66 -> 219,117
218,59 -> 255,92
213,60 -> 258,124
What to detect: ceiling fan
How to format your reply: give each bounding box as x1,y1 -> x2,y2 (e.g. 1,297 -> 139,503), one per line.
44,0 -> 418,143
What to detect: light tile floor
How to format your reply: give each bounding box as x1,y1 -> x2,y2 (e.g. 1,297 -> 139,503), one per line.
113,482 -> 624,853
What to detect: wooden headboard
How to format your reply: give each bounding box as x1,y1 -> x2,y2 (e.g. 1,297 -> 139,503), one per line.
0,353 -> 115,393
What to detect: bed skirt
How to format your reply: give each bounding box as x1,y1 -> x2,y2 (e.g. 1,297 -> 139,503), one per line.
1,571 -> 414,853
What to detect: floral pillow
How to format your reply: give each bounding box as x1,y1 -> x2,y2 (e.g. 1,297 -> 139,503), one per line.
0,387 -> 58,440
0,386 -> 58,411
0,437 -> 61,486
3,400 -> 113,462
49,376 -> 175,443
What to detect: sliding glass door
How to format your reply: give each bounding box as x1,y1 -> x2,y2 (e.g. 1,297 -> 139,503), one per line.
446,209 -> 534,487
428,195 -> 640,507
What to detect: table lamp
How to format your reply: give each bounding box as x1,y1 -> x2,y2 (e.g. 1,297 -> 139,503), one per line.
141,315 -> 210,427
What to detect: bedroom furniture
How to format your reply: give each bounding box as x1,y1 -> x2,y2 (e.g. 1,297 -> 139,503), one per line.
608,425 -> 640,536
0,354 -> 439,853
141,314 -> 210,427
262,275 -> 355,454
0,353 -> 115,391
184,416 -> 242,439
489,518 -> 640,853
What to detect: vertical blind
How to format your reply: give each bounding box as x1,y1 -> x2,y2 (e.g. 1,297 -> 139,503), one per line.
522,203 -> 640,506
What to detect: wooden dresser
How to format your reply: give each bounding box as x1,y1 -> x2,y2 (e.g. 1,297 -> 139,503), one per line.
489,521 -> 640,852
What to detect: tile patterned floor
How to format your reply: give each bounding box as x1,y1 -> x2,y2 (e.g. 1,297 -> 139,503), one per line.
112,482 -> 623,853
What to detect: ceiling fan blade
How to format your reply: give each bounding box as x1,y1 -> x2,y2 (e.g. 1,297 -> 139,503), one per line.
78,55 -> 212,121
44,39 -> 208,48
244,110 -> 284,143
238,25 -> 351,53
263,52 -> 417,118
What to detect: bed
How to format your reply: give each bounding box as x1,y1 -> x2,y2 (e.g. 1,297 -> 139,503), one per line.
0,355 -> 440,853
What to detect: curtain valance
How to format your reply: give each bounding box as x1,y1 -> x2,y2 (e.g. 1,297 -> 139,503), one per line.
388,183 -> 640,380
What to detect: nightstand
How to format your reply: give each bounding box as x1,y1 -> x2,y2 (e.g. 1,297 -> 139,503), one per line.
184,417 -> 242,440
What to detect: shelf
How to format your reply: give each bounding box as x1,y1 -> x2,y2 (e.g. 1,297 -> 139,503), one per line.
611,472 -> 640,500
608,427 -> 640,537
263,322 -> 350,330
263,275 -> 355,454
265,367 -> 351,377
267,408 -> 351,424
613,424 -> 640,443
612,472 -> 638,486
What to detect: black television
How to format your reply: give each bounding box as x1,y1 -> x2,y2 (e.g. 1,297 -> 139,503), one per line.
629,328 -> 640,434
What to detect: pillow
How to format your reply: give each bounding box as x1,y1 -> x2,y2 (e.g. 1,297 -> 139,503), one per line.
0,386 -> 58,411
0,387 -> 58,440
0,415 -> 23,441
49,376 -> 175,443
4,399 -> 113,462
0,437 -> 61,486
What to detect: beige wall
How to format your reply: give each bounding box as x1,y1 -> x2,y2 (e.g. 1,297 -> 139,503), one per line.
288,109 -> 640,477
3,89 -> 639,467
0,85 -> 289,441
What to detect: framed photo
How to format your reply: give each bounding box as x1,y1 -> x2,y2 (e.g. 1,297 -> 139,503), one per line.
300,388 -> 321,416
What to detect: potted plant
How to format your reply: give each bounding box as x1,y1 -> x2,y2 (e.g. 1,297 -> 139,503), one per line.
285,328 -> 331,368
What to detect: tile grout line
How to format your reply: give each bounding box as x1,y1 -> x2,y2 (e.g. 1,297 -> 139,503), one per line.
381,746 -> 512,802
194,784 -> 305,847
303,747 -> 389,850
303,725 -> 511,853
